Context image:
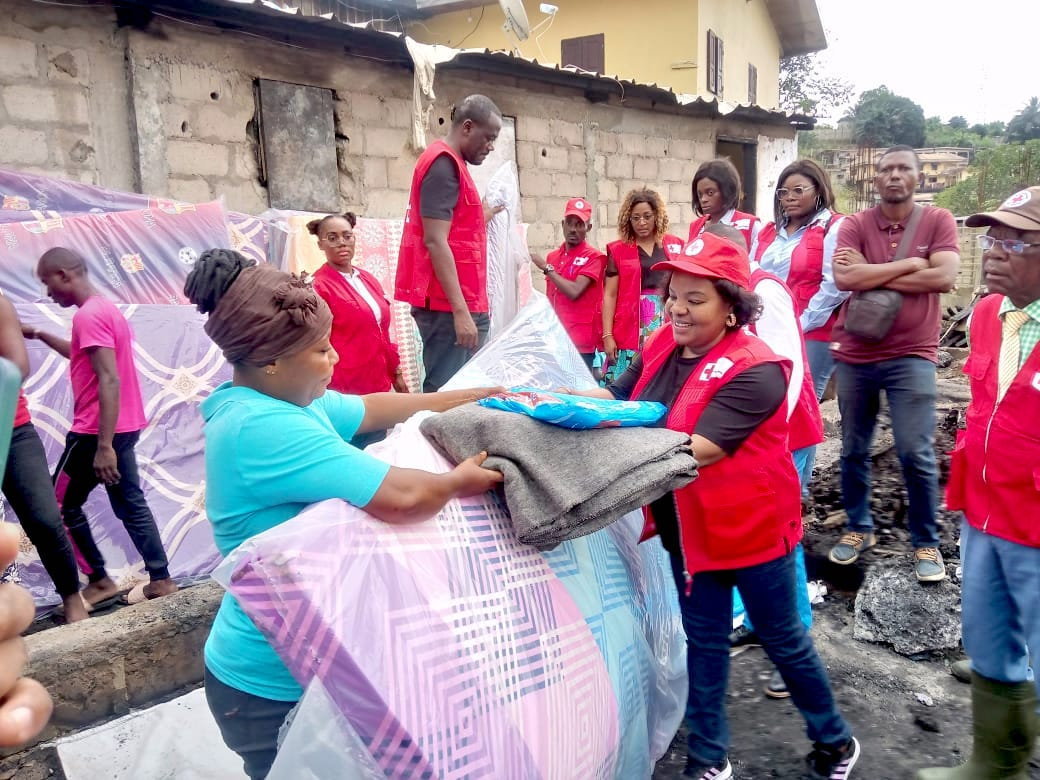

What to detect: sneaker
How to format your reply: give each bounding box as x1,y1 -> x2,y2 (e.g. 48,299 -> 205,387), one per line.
728,624 -> 761,657
764,667 -> 790,699
914,547 -> 947,582
682,756 -> 733,780
827,532 -> 876,565
806,736 -> 860,779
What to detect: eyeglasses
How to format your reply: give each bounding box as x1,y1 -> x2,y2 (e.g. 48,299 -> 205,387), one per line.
776,185 -> 816,199
630,214 -> 655,223
977,235 -> 1040,255
322,232 -> 355,245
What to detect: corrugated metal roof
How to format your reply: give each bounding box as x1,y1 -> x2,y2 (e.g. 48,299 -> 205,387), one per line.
138,0 -> 815,129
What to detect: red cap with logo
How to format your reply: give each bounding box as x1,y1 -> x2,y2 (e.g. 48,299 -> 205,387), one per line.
563,197 -> 593,222
651,232 -> 751,289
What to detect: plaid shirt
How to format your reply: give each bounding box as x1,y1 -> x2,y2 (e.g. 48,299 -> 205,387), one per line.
999,296 -> 1040,369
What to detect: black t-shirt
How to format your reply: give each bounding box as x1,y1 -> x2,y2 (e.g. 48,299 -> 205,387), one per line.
639,244 -> 669,291
419,155 -> 460,220
607,347 -> 786,556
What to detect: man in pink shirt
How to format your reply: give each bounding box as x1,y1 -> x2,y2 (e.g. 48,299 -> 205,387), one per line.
25,247 -> 176,605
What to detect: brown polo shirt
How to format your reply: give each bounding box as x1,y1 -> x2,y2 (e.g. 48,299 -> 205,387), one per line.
831,204 -> 959,364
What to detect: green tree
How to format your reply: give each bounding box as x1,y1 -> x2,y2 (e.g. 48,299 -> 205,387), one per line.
1007,97 -> 1040,143
779,54 -> 854,116
934,140 -> 1040,216
970,123 -> 988,137
851,86 -> 926,147
948,115 -> 968,129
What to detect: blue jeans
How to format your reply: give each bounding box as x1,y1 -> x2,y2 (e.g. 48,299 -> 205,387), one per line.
961,521 -> 1040,701
805,339 -> 837,400
735,544 -> 812,630
835,357 -> 940,548
670,551 -> 851,765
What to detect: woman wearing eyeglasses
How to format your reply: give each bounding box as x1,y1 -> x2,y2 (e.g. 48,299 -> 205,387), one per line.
688,158 -> 762,254
310,213 -> 407,395
311,213 -> 408,447
598,188 -> 685,383
755,160 -> 848,400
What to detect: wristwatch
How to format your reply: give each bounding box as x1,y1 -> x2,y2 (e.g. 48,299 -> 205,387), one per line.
543,263 -> 555,275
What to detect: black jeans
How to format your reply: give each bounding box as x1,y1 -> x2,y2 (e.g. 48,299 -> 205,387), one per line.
411,307 -> 490,392
54,431 -> 170,582
205,668 -> 296,780
2,423 -> 81,597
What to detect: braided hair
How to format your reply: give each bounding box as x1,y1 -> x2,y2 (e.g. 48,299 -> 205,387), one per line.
183,249 -> 256,314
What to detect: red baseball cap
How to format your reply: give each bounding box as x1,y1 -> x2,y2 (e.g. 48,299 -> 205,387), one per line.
651,232 -> 751,289
563,197 -> 593,222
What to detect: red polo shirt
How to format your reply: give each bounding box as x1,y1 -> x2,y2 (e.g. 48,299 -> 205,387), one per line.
831,205 -> 958,364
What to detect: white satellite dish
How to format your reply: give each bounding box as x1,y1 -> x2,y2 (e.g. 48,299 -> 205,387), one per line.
498,0 -> 531,41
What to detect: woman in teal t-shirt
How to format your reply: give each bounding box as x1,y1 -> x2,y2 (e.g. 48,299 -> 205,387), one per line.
185,250 -> 503,780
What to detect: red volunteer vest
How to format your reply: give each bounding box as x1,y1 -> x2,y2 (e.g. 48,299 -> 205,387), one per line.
632,327 -> 803,581
946,294 -> 1040,547
313,264 -> 400,395
688,210 -> 758,252
546,242 -> 606,354
394,141 -> 488,312
606,234 -> 684,350
13,390 -> 29,428
749,268 -> 824,451
755,216 -> 842,341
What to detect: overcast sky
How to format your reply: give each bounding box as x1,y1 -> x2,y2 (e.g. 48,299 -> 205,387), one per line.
813,0 -> 1036,126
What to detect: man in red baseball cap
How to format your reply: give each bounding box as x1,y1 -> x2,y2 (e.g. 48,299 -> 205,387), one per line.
917,187 -> 1040,779
531,198 -> 606,371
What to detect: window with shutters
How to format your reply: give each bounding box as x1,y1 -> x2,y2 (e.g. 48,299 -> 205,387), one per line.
706,30 -> 724,97
747,63 -> 758,105
561,34 -> 605,75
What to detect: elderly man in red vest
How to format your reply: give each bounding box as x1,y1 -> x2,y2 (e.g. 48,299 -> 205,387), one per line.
395,94 -> 503,392
917,187 -> 1040,779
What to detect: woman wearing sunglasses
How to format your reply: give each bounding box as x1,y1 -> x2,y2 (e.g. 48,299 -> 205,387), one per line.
755,160 -> 848,401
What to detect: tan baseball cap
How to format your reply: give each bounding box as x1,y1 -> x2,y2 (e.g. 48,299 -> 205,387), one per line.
965,187 -> 1040,231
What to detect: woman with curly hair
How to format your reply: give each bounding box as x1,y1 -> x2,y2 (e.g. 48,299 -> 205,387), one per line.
688,158 -> 762,254
598,188 -> 685,383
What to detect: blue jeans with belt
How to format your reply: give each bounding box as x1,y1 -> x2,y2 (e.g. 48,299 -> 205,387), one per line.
670,551 -> 851,765
836,356 -> 940,548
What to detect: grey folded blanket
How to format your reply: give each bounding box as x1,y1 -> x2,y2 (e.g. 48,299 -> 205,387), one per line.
419,405 -> 698,549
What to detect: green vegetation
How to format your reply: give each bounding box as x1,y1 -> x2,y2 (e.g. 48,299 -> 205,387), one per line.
934,140 -> 1040,216
779,54 -> 853,117
851,86 -> 926,148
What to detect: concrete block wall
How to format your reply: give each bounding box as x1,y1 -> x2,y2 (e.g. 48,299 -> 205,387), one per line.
0,0 -> 796,258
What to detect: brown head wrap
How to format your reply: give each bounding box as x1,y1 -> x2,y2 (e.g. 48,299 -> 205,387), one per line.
184,250 -> 332,366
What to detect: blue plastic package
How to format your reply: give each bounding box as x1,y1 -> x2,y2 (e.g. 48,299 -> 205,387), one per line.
478,387 -> 667,429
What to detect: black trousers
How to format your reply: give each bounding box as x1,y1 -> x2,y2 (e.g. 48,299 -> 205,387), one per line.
411,307 -> 490,392
205,669 -> 296,780
54,431 -> 170,582
2,423 -> 81,597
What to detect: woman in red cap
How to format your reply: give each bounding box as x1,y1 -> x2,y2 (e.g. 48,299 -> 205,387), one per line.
531,197 -> 605,371
598,188 -> 685,383
687,158 -> 762,254
563,232 -> 859,780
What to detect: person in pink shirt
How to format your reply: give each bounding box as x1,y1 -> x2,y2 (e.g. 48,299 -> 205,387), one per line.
24,247 -> 176,606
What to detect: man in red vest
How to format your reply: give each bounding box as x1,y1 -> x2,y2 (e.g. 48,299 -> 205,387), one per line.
395,94 -> 503,392
531,197 -> 606,371
917,187 -> 1040,779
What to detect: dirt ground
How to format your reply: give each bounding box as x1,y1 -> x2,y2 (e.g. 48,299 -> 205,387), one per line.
654,368 -> 1040,779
